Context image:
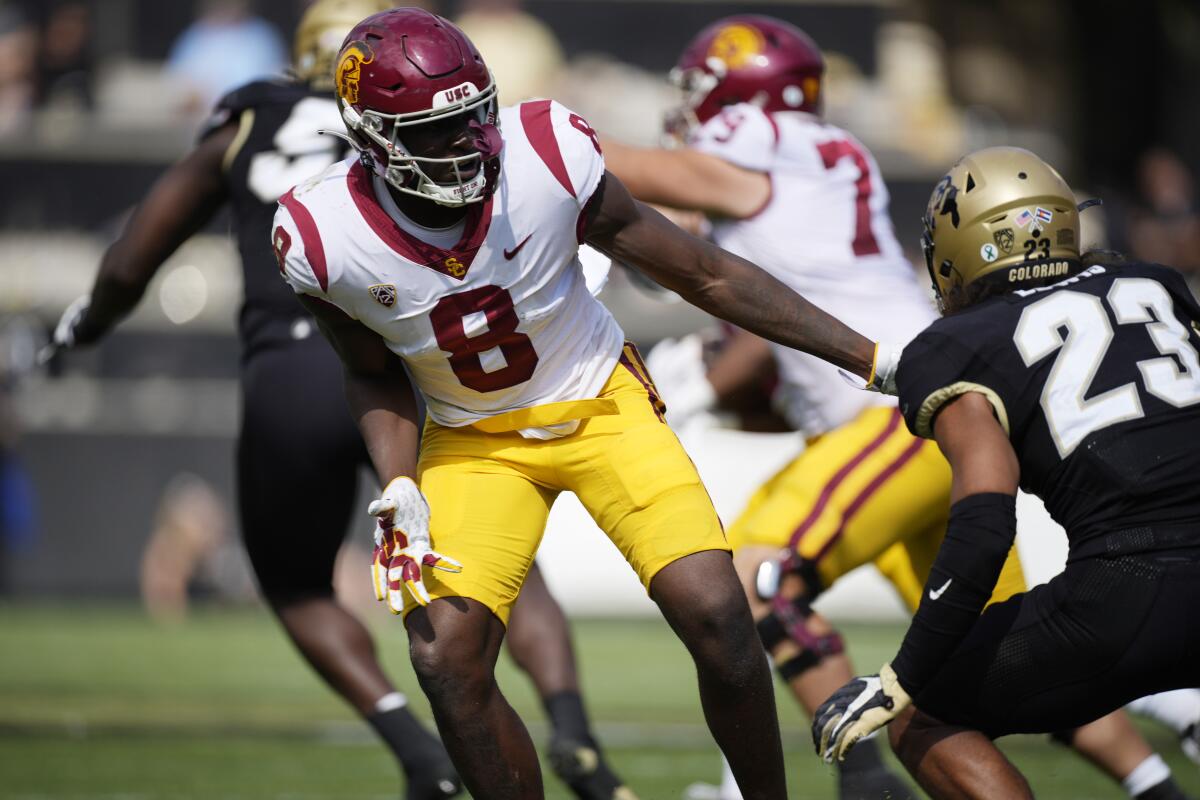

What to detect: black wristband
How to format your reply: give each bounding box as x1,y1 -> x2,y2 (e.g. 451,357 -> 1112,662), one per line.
891,492 -> 1017,694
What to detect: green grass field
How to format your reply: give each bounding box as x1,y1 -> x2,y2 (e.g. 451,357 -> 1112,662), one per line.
1,605 -> 1196,799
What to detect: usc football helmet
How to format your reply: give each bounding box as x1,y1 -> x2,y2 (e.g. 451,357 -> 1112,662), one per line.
334,8 -> 500,206
922,147 -> 1084,309
667,15 -> 824,140
292,0 -> 392,89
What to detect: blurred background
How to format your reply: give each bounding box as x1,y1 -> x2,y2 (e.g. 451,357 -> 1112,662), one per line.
1,1 -> 1199,796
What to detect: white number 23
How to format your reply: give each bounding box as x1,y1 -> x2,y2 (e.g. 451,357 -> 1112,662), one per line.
1014,277 -> 1200,457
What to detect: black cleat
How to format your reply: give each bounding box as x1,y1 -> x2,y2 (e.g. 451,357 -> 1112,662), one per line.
404,759 -> 463,800
548,736 -> 639,800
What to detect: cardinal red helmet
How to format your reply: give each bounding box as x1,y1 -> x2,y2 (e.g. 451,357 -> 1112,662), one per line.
667,15 -> 824,140
334,8 -> 499,206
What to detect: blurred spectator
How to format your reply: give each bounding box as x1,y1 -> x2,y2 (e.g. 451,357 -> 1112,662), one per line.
140,472 -> 253,624
34,1 -> 93,111
166,0 -> 286,117
1126,148 -> 1200,283
0,315 -> 40,594
456,0 -> 564,104
0,5 -> 36,134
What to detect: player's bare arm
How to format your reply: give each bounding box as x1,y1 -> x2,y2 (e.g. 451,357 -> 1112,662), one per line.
584,171 -> 876,380
601,138 -> 769,219
933,392 -> 1020,501
295,294 -> 421,484
72,122 -> 238,344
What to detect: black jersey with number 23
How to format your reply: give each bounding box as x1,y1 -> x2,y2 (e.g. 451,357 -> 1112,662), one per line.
897,261 -> 1200,553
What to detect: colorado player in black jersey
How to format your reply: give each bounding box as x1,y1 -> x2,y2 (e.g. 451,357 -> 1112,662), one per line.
812,147 -> 1200,800
48,2 -> 633,799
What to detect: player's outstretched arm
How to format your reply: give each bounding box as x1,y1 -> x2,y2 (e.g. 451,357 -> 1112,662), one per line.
584,171 -> 876,380
295,294 -> 421,484
601,138 -> 769,219
69,122 -> 238,346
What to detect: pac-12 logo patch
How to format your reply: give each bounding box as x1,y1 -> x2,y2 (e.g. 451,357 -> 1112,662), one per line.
369,283 -> 396,307
993,227 -> 1014,254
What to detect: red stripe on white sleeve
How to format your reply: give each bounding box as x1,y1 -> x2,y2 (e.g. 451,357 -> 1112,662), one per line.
279,189 -> 328,292
519,99 -> 575,198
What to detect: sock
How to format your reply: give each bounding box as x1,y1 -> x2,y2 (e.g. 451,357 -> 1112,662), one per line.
366,696 -> 448,772
1133,776 -> 1188,800
543,690 -> 595,745
1127,690 -> 1200,735
837,733 -> 887,775
1124,755 -> 1177,799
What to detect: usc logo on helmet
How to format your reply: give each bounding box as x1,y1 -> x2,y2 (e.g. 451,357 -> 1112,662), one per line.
336,40 -> 375,104
708,24 -> 765,70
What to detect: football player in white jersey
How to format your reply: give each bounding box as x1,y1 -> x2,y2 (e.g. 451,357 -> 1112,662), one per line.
271,9 -> 897,800
603,14 -> 1192,800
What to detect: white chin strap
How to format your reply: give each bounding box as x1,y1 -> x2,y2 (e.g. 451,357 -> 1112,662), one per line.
417,171 -> 489,206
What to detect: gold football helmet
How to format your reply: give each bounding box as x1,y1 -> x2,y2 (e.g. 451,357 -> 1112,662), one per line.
922,147 -> 1083,307
292,0 -> 394,89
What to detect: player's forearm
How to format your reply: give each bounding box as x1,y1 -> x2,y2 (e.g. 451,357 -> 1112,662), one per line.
344,370 -> 422,486
76,137 -> 230,344
890,493 -> 1016,694
74,236 -> 171,342
687,243 -> 874,379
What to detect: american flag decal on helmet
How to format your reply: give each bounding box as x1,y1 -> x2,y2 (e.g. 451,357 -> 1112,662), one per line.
369,284 -> 397,307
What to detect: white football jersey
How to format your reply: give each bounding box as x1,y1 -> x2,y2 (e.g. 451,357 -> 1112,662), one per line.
689,103 -> 936,437
273,99 -> 625,429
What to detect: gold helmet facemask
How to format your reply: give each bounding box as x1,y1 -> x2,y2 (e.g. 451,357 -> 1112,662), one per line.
922,146 -> 1097,311
292,0 -> 394,89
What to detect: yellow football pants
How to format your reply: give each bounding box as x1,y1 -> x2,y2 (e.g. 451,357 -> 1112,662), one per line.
728,405 -> 1024,610
409,344 -> 729,623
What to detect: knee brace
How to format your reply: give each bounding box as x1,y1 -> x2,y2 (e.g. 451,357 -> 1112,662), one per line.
755,593 -> 844,682
755,554 -> 825,602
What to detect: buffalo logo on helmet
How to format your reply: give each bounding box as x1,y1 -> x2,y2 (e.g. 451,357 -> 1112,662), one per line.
336,40 -> 374,104
369,283 -> 396,307
707,23 -> 766,70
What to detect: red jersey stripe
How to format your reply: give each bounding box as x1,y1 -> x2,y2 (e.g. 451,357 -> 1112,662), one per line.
520,99 -> 575,198
279,190 -> 328,293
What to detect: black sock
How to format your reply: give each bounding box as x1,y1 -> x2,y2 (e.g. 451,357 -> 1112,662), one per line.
366,705 -> 448,772
1136,777 -> 1189,800
837,734 -> 886,774
543,690 -> 596,745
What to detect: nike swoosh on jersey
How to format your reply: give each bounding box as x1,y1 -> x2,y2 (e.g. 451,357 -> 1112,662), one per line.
928,578 -> 952,600
504,234 -> 532,260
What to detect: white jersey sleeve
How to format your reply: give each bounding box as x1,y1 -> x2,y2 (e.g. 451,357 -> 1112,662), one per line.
687,103 -> 776,173
272,185 -> 331,295
516,99 -> 606,211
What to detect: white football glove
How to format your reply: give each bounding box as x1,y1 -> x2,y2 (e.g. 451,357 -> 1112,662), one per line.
39,295 -> 91,364
813,662 -> 912,763
644,334 -> 716,429
369,477 -> 462,612
867,342 -> 902,396
838,341 -> 902,397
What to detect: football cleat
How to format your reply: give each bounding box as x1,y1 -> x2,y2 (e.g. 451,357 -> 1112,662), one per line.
548,736 -> 639,800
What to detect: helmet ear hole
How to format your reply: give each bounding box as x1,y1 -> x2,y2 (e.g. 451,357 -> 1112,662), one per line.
965,174 -> 976,192
939,261 -> 954,278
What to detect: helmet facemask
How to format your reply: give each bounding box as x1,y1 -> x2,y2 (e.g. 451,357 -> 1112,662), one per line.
341,76 -> 500,207
663,63 -> 720,144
